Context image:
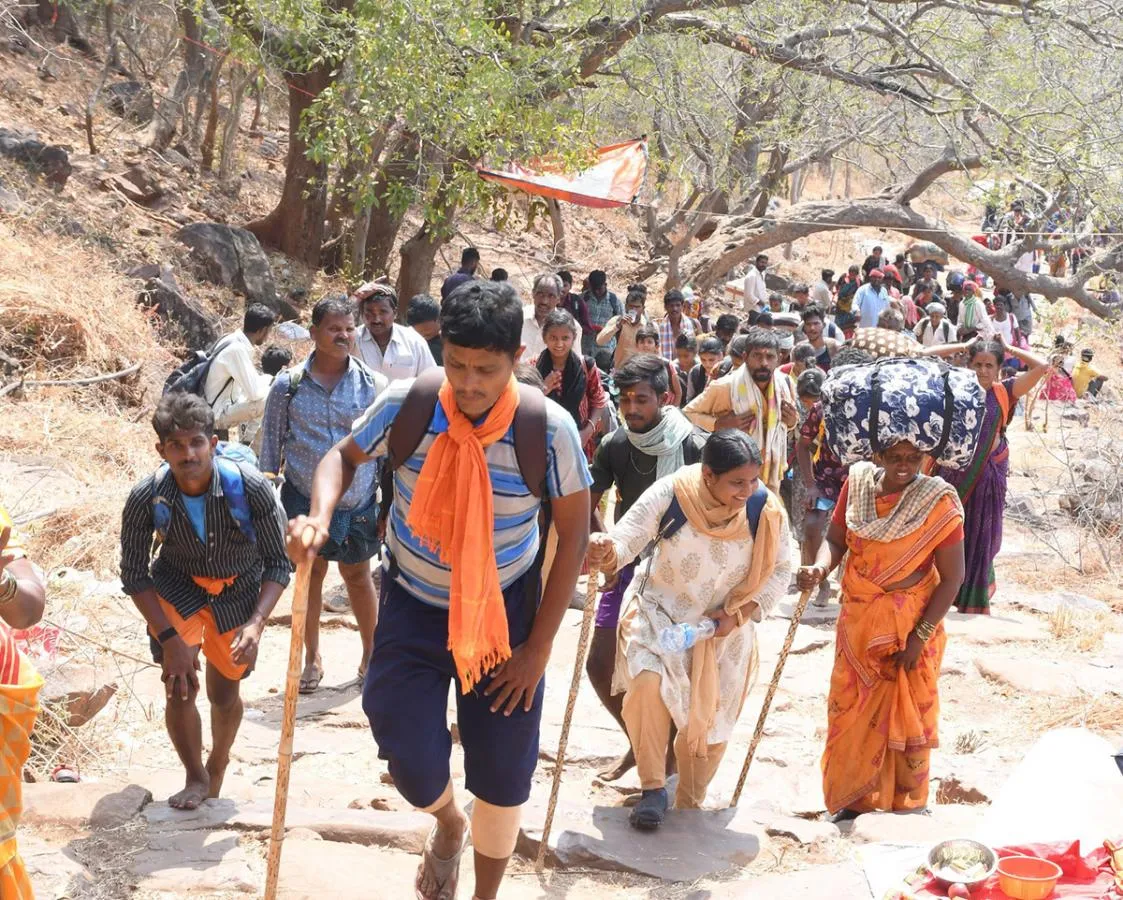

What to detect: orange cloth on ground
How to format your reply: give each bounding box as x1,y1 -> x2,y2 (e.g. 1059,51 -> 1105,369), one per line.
150,575 -> 248,681
821,490 -> 962,814
406,378 -> 520,693
0,653 -> 42,899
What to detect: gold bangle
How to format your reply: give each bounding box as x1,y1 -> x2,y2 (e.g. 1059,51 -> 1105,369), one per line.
913,618 -> 937,642
0,570 -> 18,606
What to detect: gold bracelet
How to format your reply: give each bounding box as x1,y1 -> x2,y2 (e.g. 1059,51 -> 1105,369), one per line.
913,618 -> 937,642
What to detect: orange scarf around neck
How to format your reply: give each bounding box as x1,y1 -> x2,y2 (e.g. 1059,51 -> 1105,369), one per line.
406,377 -> 520,692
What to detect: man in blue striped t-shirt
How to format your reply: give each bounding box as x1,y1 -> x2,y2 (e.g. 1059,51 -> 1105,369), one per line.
288,280 -> 591,900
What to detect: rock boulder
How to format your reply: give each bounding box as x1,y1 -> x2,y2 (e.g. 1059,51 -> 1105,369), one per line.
104,80 -> 154,124
174,222 -> 281,310
137,265 -> 221,348
0,126 -> 71,188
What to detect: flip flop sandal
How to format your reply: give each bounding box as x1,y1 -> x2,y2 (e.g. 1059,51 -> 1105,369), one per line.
415,823 -> 468,900
298,666 -> 324,694
629,787 -> 668,831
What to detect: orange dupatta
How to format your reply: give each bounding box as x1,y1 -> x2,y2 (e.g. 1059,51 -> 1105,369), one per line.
406,378 -> 520,693
822,475 -> 963,814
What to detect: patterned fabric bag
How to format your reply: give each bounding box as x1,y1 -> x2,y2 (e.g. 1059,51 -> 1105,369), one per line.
821,357 -> 985,469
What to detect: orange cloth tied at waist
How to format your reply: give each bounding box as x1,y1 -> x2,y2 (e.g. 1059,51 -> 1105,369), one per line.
192,574 -> 237,596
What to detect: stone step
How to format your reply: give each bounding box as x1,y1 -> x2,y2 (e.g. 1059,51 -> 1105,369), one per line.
517,796 -> 769,882
142,798 -> 432,852
22,781 -> 152,830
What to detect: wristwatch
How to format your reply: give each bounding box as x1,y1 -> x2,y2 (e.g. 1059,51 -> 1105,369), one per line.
157,626 -> 178,645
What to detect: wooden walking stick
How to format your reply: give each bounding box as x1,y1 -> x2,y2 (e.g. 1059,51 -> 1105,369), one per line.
534,568 -> 600,872
730,589 -> 813,806
264,527 -> 315,900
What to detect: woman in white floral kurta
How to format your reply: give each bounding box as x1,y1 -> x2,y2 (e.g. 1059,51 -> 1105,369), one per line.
589,431 -> 791,829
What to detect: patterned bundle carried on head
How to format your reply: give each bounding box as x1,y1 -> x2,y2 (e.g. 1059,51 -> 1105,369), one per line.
821,357 -> 986,469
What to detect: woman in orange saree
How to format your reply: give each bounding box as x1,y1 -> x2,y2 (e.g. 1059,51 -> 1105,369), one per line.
0,505 -> 47,897
797,443 -> 965,820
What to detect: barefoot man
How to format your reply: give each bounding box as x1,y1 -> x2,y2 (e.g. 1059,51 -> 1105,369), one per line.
288,280 -> 591,900
120,393 -> 290,809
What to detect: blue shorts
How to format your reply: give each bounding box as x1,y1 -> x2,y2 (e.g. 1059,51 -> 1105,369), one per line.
280,481 -> 379,566
362,565 -> 544,809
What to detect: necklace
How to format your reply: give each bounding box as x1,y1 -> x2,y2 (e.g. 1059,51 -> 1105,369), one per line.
628,445 -> 656,476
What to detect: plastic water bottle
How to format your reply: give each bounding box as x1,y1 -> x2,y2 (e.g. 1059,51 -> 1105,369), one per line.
658,618 -> 718,653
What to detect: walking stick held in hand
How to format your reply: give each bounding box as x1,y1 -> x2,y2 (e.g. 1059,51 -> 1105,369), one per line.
534,568 -> 600,872
730,589 -> 813,806
264,525 -> 316,900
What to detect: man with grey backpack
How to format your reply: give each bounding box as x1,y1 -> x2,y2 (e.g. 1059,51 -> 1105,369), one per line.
259,296 -> 387,694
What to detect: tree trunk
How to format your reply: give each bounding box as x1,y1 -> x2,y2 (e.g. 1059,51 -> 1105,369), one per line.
396,223 -> 446,301
548,199 -> 567,262
783,169 -> 804,260
325,150 -> 364,241
249,75 -> 263,132
350,206 -> 372,277
200,53 -> 228,171
218,67 -> 249,180
396,167 -> 457,300
363,135 -> 420,277
243,64 -> 335,267
144,4 -> 206,151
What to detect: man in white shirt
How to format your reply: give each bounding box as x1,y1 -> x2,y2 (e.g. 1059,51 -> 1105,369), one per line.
954,280 -> 995,341
742,253 -> 769,315
913,302 -> 956,347
521,272 -> 581,361
811,269 -> 834,306
854,269 -> 890,328
353,282 -> 436,382
204,304 -> 276,439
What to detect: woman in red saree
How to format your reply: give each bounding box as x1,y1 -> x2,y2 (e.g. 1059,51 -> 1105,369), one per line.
797,443 -> 965,820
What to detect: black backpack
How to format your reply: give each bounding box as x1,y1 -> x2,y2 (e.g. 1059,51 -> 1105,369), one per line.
162,335 -> 237,401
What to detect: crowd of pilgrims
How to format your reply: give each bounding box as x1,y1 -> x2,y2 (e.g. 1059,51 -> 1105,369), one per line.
49,241 -> 1086,900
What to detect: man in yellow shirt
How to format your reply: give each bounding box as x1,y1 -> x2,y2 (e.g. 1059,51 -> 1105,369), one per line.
0,503 -> 47,898
1072,349 -> 1107,398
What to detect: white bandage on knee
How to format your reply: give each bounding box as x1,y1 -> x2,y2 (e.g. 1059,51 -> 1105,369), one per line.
470,799 -> 521,859
417,781 -> 454,814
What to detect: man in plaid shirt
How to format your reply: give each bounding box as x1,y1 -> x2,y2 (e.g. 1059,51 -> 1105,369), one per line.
656,289 -> 702,360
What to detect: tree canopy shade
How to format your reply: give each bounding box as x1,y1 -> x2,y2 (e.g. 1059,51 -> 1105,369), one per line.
191,0 -> 1123,310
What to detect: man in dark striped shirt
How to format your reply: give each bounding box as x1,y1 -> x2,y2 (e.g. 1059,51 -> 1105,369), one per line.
120,393 -> 290,812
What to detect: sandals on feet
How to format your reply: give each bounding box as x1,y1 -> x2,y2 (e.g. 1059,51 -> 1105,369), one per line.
416,823 -> 468,900
298,663 -> 324,694
629,787 -> 669,831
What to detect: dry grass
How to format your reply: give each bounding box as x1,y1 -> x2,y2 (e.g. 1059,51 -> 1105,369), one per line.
1049,604 -> 1117,654
2,397 -> 153,576
0,219 -> 170,389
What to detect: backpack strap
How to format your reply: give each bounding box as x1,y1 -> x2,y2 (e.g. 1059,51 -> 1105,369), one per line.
746,485 -> 768,539
386,367 -> 546,498
150,465 -> 174,548
657,483 -> 770,545
387,367 -> 447,470
150,461 -> 257,552
215,458 -> 257,544
513,383 -> 547,499
276,366 -> 304,474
